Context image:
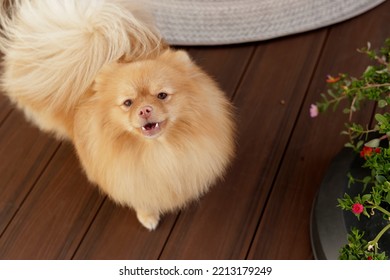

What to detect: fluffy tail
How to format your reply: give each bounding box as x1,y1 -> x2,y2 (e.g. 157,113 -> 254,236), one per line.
0,0 -> 162,112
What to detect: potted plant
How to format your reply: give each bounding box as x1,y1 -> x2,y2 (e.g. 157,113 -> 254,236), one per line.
311,38 -> 390,260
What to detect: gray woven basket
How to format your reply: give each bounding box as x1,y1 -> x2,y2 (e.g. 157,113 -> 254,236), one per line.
146,0 -> 385,45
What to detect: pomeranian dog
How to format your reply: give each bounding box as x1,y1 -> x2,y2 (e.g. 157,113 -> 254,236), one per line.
0,0 -> 235,230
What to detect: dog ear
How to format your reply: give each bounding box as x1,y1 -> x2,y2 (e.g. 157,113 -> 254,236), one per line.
171,50 -> 193,65
159,49 -> 195,70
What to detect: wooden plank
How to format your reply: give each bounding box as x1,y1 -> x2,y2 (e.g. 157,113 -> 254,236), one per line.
185,46 -> 256,97
73,45 -> 255,259
0,52 -> 13,123
0,110 -> 59,235
0,142 -> 104,259
247,1 -> 390,259
73,200 -> 179,260
0,95 -> 13,125
159,30 -> 327,259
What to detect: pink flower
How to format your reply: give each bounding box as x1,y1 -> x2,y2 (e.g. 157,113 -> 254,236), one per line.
310,104 -> 319,118
352,203 -> 364,215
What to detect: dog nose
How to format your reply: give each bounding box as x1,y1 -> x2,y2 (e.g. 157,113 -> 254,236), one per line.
138,106 -> 153,119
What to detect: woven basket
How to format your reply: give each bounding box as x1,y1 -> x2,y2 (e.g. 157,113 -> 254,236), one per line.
146,0 -> 385,45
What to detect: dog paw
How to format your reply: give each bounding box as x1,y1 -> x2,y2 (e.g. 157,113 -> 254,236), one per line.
136,211 -> 160,231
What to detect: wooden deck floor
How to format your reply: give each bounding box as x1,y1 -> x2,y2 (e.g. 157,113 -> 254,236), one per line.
0,2 -> 389,260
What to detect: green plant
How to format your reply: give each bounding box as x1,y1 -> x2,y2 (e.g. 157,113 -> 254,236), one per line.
311,38 -> 390,260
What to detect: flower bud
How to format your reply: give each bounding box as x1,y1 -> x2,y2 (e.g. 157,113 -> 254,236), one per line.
309,104 -> 319,118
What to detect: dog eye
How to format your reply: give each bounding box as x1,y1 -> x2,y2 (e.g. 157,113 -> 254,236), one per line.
123,99 -> 132,107
157,92 -> 168,100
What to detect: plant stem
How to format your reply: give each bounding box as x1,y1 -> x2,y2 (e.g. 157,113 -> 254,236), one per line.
367,205 -> 390,217
349,96 -> 357,122
346,126 -> 379,145
359,83 -> 390,90
379,134 -> 389,141
324,94 -> 347,107
368,222 -> 390,254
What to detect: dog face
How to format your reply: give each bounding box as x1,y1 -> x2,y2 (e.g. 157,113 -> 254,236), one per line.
93,49 -> 200,140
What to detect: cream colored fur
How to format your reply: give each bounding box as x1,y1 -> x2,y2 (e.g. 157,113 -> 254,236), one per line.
0,0 -> 235,230
0,0 -> 161,138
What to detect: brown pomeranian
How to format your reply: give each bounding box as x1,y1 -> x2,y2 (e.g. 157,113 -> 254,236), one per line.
0,0 -> 235,230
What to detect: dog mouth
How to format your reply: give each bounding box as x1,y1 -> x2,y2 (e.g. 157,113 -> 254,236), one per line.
140,121 -> 165,138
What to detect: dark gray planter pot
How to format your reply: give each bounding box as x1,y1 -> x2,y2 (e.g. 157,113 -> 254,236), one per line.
310,148 -> 390,259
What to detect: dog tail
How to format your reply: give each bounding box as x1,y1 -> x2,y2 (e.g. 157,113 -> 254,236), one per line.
0,0 -> 162,112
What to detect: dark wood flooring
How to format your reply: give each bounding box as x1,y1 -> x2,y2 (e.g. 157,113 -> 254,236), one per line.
0,2 -> 389,259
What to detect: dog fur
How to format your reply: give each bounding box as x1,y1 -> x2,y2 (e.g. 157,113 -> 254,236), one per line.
0,0 -> 235,230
